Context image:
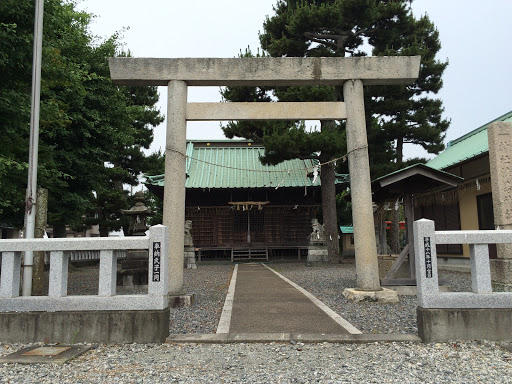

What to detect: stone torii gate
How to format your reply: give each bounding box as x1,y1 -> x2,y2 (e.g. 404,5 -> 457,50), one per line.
109,56 -> 420,300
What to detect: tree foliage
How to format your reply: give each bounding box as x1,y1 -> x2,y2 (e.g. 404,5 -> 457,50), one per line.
258,0 -> 449,170
367,10 -> 449,165
0,0 -> 163,235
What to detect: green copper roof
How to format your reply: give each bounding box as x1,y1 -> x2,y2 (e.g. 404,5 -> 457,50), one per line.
427,110 -> 512,170
145,141 -> 349,189
339,226 -> 354,234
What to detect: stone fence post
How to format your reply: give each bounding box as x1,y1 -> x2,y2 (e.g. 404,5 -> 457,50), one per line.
147,225 -> 169,296
413,219 -> 439,304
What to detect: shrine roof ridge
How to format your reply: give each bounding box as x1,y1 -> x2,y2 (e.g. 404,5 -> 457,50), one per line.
145,141 -> 349,190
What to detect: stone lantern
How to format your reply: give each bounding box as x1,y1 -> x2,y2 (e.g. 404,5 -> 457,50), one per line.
122,191 -> 153,236
117,192 -> 154,290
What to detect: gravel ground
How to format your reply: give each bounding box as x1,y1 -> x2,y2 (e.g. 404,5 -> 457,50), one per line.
169,264 -> 233,334
1,340 -> 511,383
4,261 -> 510,383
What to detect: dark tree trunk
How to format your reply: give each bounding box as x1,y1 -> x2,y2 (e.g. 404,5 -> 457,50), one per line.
320,161 -> 340,262
396,137 -> 404,166
99,225 -> 109,237
320,120 -> 340,263
53,222 -> 67,238
113,178 -> 123,192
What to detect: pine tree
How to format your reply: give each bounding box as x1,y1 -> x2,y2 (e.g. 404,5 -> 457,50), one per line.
366,4 -> 449,252
367,10 -> 449,166
222,0 -> 449,259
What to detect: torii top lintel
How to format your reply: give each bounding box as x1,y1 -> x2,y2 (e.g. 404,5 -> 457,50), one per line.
109,56 -> 421,87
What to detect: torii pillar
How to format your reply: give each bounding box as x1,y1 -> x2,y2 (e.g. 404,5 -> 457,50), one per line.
344,80 -> 381,291
109,56 -> 420,299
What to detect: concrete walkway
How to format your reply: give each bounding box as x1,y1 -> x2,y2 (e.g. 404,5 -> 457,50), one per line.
168,263 -> 421,343
221,263 -> 360,335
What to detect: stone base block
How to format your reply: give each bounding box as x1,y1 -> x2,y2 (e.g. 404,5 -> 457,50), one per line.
184,247 -> 197,269
417,306 -> 512,343
307,245 -> 329,263
0,308 -> 170,344
169,293 -> 195,308
342,287 -> 398,303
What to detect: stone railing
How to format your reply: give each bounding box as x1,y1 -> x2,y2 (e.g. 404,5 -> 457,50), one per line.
413,219 -> 512,308
0,225 -> 168,312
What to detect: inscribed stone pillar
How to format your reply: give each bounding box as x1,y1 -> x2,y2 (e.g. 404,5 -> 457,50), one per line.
343,79 -> 381,291
164,80 -> 187,295
488,122 -> 512,291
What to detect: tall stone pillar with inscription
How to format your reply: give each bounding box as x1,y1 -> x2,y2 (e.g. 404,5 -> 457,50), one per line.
488,122 -> 512,291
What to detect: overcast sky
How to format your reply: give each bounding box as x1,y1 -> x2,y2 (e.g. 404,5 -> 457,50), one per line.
76,0 -> 512,160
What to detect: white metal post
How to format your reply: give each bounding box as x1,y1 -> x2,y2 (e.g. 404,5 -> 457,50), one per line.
22,0 -> 45,296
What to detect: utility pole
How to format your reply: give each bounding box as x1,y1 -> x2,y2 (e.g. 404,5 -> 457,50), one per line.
22,0 -> 45,296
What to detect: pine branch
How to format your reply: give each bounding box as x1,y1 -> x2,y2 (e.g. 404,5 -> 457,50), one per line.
303,32 -> 339,49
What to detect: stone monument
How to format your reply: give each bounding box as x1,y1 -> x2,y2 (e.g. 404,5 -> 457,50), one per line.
117,192 -> 154,290
307,219 -> 329,263
183,220 -> 197,269
488,122 -> 512,291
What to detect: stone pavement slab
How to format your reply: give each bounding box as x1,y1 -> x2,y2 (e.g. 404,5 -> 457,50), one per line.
167,333 -> 421,344
0,345 -> 92,364
227,263 -> 358,335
